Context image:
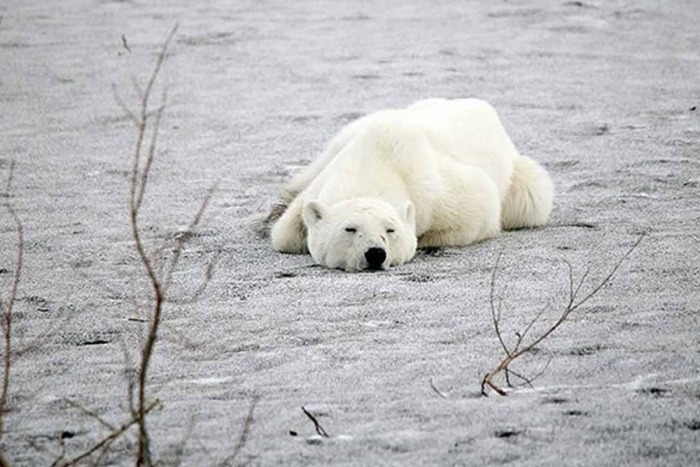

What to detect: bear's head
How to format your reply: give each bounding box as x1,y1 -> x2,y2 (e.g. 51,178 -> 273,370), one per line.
302,198 -> 417,272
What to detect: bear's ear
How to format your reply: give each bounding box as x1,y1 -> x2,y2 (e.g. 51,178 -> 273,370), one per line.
403,201 -> 415,228
303,201 -> 327,227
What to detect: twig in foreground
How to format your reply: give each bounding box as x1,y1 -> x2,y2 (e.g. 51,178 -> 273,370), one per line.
481,234 -> 644,396
429,378 -> 448,399
301,406 -> 329,438
53,400 -> 161,467
0,161 -> 23,448
219,396 -> 259,467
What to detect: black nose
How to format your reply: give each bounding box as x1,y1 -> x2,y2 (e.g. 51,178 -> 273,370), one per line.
365,247 -> 386,269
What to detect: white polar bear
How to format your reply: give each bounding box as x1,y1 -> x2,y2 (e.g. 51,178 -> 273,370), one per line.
269,98 -> 554,271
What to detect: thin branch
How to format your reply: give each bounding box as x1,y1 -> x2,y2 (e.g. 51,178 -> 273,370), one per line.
429,378 -> 448,399
569,243 -> 637,310
161,184 -> 217,294
165,249 -> 220,305
301,407 -> 329,438
57,400 -> 160,467
526,358 -> 552,385
111,84 -> 139,125
505,368 -> 534,389
141,25 -> 178,121
571,266 -> 590,306
116,337 -> 138,419
64,399 -> 116,432
172,410 -> 198,467
121,34 -> 132,53
481,235 -> 645,396
219,396 -> 259,467
512,304 -> 548,354
113,22 -> 219,466
489,251 -> 511,358
127,26 -> 178,467
92,435 -> 119,467
0,160 -> 23,442
134,91 -> 168,213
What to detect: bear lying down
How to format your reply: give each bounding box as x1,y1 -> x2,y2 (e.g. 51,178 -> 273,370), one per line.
269,98 -> 554,272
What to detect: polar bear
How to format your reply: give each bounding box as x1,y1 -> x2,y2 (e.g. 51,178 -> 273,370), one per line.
268,98 -> 554,271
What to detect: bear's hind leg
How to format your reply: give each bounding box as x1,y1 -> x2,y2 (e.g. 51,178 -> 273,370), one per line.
418,166 -> 501,248
270,199 -> 308,253
501,156 -> 554,230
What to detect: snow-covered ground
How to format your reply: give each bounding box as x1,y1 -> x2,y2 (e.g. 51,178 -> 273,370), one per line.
1,0 -> 698,465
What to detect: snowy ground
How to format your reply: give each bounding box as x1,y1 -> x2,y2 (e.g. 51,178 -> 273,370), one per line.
1,0 -> 699,465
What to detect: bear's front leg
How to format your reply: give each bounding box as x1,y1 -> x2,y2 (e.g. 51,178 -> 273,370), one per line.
270,199 -> 308,253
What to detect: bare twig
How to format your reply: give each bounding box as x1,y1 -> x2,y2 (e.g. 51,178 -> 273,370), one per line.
114,23 -> 221,466
481,235 -> 644,396
429,378 -> 448,399
64,399 -> 116,432
121,34 -> 132,53
161,184 -> 218,295
489,251 -> 511,359
118,25 -> 178,467
301,407 -> 329,438
219,396 -> 259,467
172,410 -> 198,467
165,248 -> 221,305
0,161 -> 23,444
55,400 -> 160,467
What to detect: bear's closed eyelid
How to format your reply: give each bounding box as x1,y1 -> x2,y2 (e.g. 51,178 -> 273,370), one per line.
345,227 -> 357,233
387,228 -> 395,233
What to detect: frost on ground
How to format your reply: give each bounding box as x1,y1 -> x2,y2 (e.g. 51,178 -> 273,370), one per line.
0,0 -> 699,465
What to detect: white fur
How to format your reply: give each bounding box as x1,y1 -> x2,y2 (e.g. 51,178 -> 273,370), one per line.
270,98 -> 554,271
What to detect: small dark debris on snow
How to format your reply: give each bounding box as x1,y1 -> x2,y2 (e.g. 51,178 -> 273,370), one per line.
595,124 -> 610,135
76,339 -> 111,347
402,273 -> 434,283
274,271 -> 297,278
60,431 -> 76,440
121,34 -> 131,53
551,222 -> 598,230
690,106 -> 696,111
637,387 -> 670,397
568,344 -> 605,356
564,410 -> 588,417
335,112 -> 364,123
494,429 -> 522,439
685,420 -> 700,431
542,396 -> 569,405
289,430 -> 298,436
0,268 -> 9,274
352,73 -> 380,80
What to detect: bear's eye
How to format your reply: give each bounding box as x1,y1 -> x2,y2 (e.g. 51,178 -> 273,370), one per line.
386,228 -> 395,234
345,227 -> 357,233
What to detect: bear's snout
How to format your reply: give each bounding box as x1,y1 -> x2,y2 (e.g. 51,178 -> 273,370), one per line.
364,247 -> 387,270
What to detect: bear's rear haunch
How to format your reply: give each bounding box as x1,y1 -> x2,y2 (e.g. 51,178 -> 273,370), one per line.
268,98 -> 554,272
